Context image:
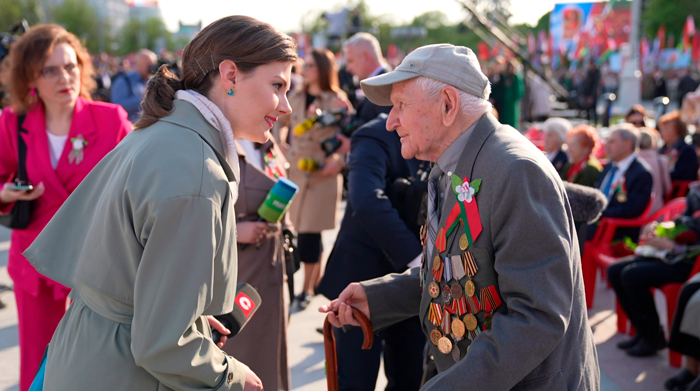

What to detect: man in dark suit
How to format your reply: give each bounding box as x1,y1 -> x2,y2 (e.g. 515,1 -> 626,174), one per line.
343,33 -> 392,126
317,114 -> 426,390
588,124 -> 653,241
321,44 -> 599,390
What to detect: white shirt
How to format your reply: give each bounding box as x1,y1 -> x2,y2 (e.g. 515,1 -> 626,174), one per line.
46,131 -> 68,169
236,139 -> 264,171
601,153 -> 637,198
547,150 -> 559,162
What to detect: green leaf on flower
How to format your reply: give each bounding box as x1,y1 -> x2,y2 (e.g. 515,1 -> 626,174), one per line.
451,174 -> 463,193
471,178 -> 482,193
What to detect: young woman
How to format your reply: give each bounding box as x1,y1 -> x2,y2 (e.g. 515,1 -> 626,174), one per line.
276,49 -> 351,309
0,25 -> 131,391
24,16 -> 296,391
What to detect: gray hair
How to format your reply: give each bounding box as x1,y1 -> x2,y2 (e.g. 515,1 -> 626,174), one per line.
412,76 -> 492,120
542,117 -> 572,143
611,123 -> 640,150
638,128 -> 656,150
343,32 -> 383,61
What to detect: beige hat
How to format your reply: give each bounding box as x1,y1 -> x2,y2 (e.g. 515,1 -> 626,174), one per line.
360,44 -> 490,107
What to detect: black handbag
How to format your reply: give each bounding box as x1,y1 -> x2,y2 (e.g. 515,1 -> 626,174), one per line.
0,114 -> 32,229
386,162 -> 429,239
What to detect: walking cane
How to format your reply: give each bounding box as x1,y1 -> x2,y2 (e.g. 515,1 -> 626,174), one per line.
323,306 -> 374,391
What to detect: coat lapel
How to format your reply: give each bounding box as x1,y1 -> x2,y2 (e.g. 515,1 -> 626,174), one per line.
55,98 -> 97,185
20,102 -> 70,198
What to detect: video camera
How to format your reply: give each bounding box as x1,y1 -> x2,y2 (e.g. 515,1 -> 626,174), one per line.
0,19 -> 29,63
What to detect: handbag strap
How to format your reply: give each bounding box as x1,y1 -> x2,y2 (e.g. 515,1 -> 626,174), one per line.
16,114 -> 28,182
323,306 -> 373,391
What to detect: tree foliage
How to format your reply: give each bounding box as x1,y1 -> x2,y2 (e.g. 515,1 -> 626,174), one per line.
117,17 -> 173,55
51,0 -> 99,52
643,0 -> 700,40
0,0 -> 40,33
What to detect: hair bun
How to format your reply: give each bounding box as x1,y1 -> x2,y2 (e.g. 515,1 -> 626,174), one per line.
134,64 -> 183,129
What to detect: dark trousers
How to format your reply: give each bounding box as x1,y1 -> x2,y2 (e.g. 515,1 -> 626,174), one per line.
608,257 -> 694,339
668,281 -> 700,360
333,316 -> 425,391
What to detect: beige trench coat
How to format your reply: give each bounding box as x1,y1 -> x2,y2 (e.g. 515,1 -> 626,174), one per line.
24,100 -> 247,391
222,140 -> 290,391
275,90 -> 345,233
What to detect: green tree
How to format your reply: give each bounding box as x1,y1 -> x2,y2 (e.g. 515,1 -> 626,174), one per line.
51,0 -> 99,52
0,0 -> 40,33
643,0 -> 700,40
117,17 -> 171,55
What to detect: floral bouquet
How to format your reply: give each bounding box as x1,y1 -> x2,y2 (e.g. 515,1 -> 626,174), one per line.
629,221 -> 700,264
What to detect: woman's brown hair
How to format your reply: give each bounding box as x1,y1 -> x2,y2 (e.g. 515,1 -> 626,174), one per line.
658,110 -> 689,139
9,24 -> 95,114
307,49 -> 340,93
135,15 -> 297,129
625,104 -> 647,121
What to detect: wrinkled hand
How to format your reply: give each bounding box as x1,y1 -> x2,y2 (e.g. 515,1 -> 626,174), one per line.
206,316 -> 230,348
318,283 -> 370,328
646,237 -> 675,251
320,154 -> 344,177
0,182 -> 45,203
242,364 -> 264,391
641,222 -> 659,241
237,221 -> 268,244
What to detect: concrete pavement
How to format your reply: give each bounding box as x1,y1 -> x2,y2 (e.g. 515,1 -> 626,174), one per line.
0,219 -> 686,391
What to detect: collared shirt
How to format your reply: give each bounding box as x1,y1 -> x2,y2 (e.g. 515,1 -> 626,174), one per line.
601,152 -> 637,198
368,66 -> 385,78
547,150 -> 559,162
434,120 -> 479,212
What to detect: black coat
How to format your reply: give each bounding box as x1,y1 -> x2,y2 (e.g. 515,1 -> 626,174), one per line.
660,139 -> 699,181
317,115 -> 423,300
550,149 -> 568,175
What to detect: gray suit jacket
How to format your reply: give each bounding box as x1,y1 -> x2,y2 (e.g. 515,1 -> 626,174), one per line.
361,113 -> 599,390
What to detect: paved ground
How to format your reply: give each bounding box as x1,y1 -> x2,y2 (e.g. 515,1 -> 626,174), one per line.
0,219 -> 685,391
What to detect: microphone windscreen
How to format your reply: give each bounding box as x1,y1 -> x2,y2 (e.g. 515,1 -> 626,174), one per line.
217,282 -> 262,337
257,177 -> 299,223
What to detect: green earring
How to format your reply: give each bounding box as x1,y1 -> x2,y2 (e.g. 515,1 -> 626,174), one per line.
227,88 -> 234,96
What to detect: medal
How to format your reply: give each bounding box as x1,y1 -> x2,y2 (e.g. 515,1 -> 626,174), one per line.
459,234 -> 469,250
463,313 -> 478,331
483,312 -> 494,330
438,337 -> 453,354
616,192 -> 627,203
464,279 -> 476,297
450,282 -> 463,300
430,329 -> 442,345
432,256 -> 441,271
428,282 -> 440,298
442,284 -> 452,304
451,317 -> 466,338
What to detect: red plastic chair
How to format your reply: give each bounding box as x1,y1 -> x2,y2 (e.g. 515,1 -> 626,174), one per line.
663,256 -> 700,367
582,197 -> 682,309
667,180 -> 695,202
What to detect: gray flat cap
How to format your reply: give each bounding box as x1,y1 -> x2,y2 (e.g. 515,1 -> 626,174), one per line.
360,43 -> 490,106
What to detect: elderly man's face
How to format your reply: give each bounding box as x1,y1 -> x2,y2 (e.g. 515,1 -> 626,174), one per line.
386,79 -> 445,160
605,131 -> 631,162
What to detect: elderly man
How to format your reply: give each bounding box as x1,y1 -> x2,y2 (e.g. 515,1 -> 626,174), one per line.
543,117 -> 572,175
320,44 -> 599,390
588,124 -> 653,242
110,49 -> 157,122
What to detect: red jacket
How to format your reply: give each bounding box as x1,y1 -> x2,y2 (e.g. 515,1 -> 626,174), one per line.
0,97 -> 131,298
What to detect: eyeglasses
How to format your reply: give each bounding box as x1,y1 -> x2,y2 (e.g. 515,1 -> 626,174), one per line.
40,63 -> 80,82
628,120 -> 646,127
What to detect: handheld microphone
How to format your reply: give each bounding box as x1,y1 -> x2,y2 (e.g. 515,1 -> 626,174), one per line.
239,178 -> 299,250
211,282 -> 262,343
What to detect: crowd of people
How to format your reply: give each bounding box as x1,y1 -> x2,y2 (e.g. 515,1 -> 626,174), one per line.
1,11 -> 700,391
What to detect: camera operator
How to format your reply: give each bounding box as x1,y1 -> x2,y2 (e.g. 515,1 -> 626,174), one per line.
110,48 -> 157,122
317,113 -> 426,391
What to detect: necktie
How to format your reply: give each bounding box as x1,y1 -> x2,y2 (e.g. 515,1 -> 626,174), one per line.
426,164 -> 444,252
601,165 -> 618,199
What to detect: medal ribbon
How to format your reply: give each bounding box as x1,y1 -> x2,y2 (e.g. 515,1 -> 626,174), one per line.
461,251 -> 478,277
467,325 -> 482,341
480,286 -> 502,312
465,294 -> 480,314
444,176 -> 483,248
444,256 -> 453,282
442,309 -> 451,335
456,296 -> 468,316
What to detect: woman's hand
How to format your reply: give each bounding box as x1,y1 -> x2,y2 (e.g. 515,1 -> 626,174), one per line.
0,182 -> 45,204
646,237 -> 676,251
641,222 -> 659,242
242,364 -> 264,391
206,316 -> 230,348
236,221 -> 268,244
320,154 -> 344,177
318,282 -> 370,328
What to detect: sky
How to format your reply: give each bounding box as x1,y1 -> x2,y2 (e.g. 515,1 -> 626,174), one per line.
158,0 -> 589,34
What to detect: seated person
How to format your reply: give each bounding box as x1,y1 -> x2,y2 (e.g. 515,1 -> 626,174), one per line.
637,128 -> 671,213
609,185 -> 700,357
665,272 -> 700,391
659,110 -> 699,182
542,117 -> 571,174
560,124 -> 603,188
587,124 -> 653,241
626,104 -> 648,128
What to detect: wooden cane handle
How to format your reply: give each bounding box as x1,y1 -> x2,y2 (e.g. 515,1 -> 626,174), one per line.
323,306 -> 374,391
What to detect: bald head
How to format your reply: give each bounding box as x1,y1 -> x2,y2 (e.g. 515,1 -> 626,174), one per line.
343,32 -> 384,80
134,49 -> 157,80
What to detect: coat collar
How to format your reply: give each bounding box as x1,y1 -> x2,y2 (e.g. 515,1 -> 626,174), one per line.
159,99 -> 236,182
437,112 -> 498,230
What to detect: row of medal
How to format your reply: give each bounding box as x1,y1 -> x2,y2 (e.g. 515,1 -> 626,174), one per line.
424,233 -> 502,362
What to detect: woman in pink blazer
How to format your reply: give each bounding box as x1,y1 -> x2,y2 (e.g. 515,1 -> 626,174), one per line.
0,25 -> 130,391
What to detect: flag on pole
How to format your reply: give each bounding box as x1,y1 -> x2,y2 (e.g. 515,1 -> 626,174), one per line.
658,25 -> 666,50
682,15 -> 696,52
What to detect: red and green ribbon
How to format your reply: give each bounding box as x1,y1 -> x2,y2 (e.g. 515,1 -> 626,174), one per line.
441,175 -> 483,249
